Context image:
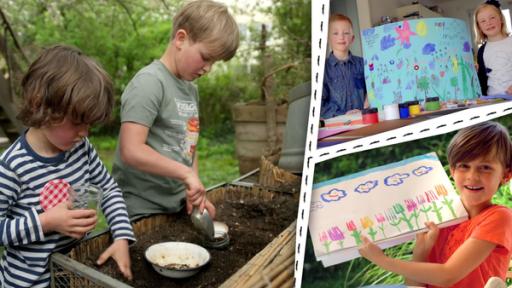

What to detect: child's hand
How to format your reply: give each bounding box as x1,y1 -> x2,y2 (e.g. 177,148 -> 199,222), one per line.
413,221 -> 439,261
204,198 -> 216,219
346,109 -> 361,115
183,172 -> 206,214
39,201 -> 97,239
358,235 -> 386,264
97,239 -> 132,281
506,85 -> 512,95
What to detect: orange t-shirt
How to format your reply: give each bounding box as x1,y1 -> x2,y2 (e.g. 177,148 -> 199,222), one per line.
426,205 -> 512,288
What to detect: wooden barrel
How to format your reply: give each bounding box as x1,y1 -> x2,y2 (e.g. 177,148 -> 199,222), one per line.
231,102 -> 288,175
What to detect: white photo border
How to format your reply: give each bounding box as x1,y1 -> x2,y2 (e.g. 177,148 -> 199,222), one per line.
295,1 -> 512,287
295,1 -> 329,286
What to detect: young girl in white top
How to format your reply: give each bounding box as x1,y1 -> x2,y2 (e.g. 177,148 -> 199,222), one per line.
475,0 -> 512,96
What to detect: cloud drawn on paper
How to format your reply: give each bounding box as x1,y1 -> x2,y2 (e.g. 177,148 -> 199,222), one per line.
380,35 -> 396,51
384,173 -> 410,186
354,180 -> 378,194
310,201 -> 324,212
413,166 -> 433,176
320,189 -> 347,203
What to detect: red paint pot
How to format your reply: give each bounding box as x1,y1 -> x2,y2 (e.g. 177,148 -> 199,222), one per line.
362,108 -> 379,124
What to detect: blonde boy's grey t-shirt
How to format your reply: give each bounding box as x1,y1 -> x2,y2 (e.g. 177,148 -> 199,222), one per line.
112,60 -> 199,217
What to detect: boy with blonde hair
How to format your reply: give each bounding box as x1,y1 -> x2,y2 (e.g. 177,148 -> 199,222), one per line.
322,13 -> 368,118
112,0 -> 239,218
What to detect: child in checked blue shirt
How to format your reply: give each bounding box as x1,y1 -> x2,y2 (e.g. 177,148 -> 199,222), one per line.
322,13 -> 368,119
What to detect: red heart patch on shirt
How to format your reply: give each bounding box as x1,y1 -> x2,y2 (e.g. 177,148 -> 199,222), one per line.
39,179 -> 70,211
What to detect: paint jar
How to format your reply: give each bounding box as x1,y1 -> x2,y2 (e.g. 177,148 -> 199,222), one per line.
362,108 -> 379,124
408,100 -> 421,116
399,103 -> 410,119
383,103 -> 400,120
425,97 -> 441,111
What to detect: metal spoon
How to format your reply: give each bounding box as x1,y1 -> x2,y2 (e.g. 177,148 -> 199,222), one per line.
190,207 -> 215,240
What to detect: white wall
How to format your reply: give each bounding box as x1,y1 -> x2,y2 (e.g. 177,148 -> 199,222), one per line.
368,0 -> 402,26
437,0 -> 511,46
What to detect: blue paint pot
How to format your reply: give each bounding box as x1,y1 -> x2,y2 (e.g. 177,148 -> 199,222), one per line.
399,103 -> 410,119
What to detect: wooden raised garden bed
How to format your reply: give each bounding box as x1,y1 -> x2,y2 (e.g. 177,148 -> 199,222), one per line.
50,183 -> 298,288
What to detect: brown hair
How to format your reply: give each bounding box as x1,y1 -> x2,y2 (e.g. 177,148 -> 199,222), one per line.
474,3 -> 510,45
329,13 -> 354,29
17,45 -> 114,128
447,121 -> 512,170
171,0 -> 239,61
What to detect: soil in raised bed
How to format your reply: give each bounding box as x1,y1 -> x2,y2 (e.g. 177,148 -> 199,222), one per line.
82,196 -> 298,287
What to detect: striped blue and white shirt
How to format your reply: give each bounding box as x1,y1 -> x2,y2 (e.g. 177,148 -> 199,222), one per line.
0,133 -> 135,287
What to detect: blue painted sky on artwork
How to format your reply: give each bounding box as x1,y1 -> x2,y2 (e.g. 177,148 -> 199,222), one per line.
361,18 -> 481,110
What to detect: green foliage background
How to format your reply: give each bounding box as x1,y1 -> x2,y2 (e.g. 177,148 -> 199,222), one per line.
1,0 -> 310,137
302,114 -> 512,287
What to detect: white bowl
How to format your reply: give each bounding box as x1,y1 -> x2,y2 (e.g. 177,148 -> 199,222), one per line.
145,242 -> 210,278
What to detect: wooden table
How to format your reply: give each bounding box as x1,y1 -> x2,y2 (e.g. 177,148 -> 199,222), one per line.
317,106 -> 469,148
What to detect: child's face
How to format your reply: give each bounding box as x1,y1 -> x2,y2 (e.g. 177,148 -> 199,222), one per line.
328,20 -> 355,54
175,38 -> 215,81
43,118 -> 89,152
477,6 -> 503,38
450,155 -> 510,210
